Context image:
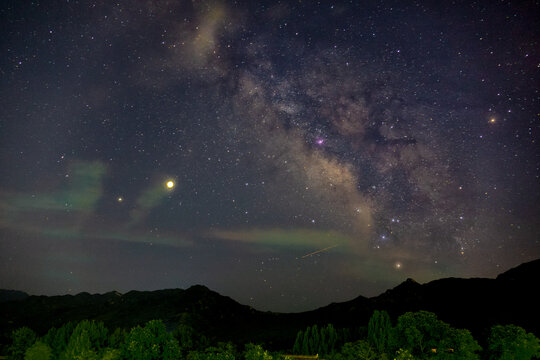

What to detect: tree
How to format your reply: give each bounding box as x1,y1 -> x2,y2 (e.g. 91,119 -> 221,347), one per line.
244,343 -> 273,360
320,326 -> 328,355
122,325 -> 150,360
326,324 -> 338,355
172,323 -> 208,353
392,311 -> 481,359
122,319 -> 181,360
61,320 -> 108,360
302,327 -> 311,354
61,329 -> 98,360
293,324 -> 339,356
42,322 -> 74,359
292,330 -> 303,354
368,310 -> 392,354
309,325 -> 320,354
393,311 -> 442,354
437,327 -> 481,360
488,324 -> 540,360
333,340 -> 377,360
109,328 -> 127,349
24,342 -> 52,360
8,327 -> 37,360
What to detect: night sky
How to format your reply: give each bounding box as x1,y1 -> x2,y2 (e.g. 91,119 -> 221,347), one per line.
1,0 -> 539,312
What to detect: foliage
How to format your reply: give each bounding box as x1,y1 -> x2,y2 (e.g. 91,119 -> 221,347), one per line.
292,323 -> 339,356
42,322 -> 74,359
488,324 -> 540,360
392,311 -> 442,354
109,328 -> 127,349
187,342 -> 236,360
292,330 -> 303,354
5,313 -> 537,360
302,326 -> 311,354
244,343 -> 273,360
332,340 -> 377,360
172,323 -> 209,353
61,320 -> 108,360
436,327 -> 481,360
24,341 -> 52,360
391,311 -> 481,359
61,330 -> 98,360
8,327 -> 37,360
394,348 -> 415,360
100,348 -> 121,360
368,310 -> 392,354
122,319 -> 181,360
173,323 -> 195,351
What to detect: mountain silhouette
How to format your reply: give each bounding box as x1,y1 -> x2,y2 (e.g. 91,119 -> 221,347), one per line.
0,289 -> 29,303
1,259 -> 538,349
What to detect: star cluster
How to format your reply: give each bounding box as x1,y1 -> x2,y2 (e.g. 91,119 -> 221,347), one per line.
0,0 -> 538,312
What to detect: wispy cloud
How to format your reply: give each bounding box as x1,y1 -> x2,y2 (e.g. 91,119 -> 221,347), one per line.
0,161 -> 189,248
2,161 -> 106,213
129,179 -> 175,225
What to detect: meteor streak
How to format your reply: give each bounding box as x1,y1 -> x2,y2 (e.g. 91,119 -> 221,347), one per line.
301,244 -> 339,258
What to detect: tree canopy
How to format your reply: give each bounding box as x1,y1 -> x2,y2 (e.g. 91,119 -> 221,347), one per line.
3,311 -> 538,360
488,324 -> 540,360
391,310 -> 481,359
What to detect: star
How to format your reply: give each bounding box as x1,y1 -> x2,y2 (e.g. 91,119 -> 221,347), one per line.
1,0 -> 537,314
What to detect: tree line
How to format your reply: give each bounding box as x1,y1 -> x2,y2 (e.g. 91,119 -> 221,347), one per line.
291,311 -> 539,360
5,310 -> 539,360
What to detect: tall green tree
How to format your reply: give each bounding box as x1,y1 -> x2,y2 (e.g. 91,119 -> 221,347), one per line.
437,327 -> 481,360
173,323 -> 195,352
172,323 -> 209,353
488,324 -> 540,360
293,324 -> 339,356
309,324 -> 320,354
61,329 -> 98,360
42,322 -> 74,359
109,328 -> 127,349
320,324 -> 339,355
61,320 -> 108,360
302,326 -> 311,354
8,327 -> 37,360
292,330 -> 303,354
368,310 -> 392,354
392,311 -> 481,359
122,319 -> 180,360
392,311 -> 442,354
327,324 -> 338,354
320,326 -> 328,355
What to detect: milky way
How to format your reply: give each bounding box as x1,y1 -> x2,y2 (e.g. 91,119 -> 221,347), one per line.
0,0 -> 538,311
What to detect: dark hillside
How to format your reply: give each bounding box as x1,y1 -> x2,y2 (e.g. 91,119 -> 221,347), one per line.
1,259 -> 538,350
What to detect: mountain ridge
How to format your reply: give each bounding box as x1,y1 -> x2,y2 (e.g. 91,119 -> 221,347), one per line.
1,259 -> 538,349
